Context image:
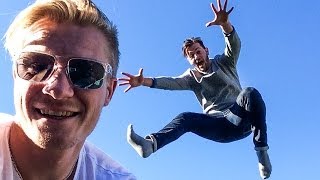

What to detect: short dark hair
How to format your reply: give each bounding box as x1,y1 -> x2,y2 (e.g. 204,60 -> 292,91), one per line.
182,37 -> 206,57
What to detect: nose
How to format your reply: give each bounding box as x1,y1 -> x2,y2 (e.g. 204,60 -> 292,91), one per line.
42,67 -> 74,99
193,54 -> 200,63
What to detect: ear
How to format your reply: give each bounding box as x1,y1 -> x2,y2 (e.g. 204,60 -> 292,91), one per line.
104,78 -> 117,106
205,47 -> 209,56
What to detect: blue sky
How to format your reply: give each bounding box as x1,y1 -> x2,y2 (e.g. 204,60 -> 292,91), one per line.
1,0 -> 319,179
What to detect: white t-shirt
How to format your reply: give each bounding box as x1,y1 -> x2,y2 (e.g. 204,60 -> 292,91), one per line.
0,115 -> 136,180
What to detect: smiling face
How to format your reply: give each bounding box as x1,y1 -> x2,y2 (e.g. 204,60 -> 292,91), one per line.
185,43 -> 210,72
13,20 -> 116,150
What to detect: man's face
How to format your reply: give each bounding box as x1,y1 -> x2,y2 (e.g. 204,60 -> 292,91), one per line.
13,20 -> 116,149
186,43 -> 210,72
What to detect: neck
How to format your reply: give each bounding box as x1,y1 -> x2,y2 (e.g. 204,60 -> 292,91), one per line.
9,123 -> 81,180
198,64 -> 212,75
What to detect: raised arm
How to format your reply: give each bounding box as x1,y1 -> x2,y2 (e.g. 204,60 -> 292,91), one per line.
206,0 -> 240,65
118,68 -> 153,92
205,0 -> 234,34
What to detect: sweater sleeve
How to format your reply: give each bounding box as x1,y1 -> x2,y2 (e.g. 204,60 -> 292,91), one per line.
221,28 -> 241,67
151,70 -> 194,90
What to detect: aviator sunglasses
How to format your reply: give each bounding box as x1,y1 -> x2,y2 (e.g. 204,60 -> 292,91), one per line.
15,51 -> 113,89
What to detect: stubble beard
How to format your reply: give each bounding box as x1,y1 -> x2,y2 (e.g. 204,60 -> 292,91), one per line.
37,124 -> 78,150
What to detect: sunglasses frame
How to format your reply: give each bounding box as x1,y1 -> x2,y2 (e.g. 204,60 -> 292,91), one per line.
14,51 -> 113,89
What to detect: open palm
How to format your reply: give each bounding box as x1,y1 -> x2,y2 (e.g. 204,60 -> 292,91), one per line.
206,0 -> 234,27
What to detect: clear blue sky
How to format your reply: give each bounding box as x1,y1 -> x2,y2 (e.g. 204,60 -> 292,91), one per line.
1,0 -> 319,179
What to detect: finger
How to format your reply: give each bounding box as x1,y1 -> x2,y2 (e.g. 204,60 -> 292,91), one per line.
217,0 -> 222,10
210,3 -> 218,13
206,21 -> 219,27
206,21 -> 213,27
118,82 -> 130,86
223,0 -> 228,10
124,86 -> 132,93
227,7 -> 234,14
121,72 -> 134,78
118,78 -> 130,81
138,68 -> 143,76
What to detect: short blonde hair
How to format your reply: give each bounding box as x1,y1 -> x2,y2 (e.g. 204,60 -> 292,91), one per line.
4,0 -> 119,76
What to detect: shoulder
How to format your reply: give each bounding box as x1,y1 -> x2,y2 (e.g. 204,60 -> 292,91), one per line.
76,141 -> 136,180
0,114 -> 13,178
181,68 -> 193,77
182,68 -> 200,84
211,54 -> 234,68
0,113 -> 14,121
0,113 -> 14,129
0,113 -> 13,143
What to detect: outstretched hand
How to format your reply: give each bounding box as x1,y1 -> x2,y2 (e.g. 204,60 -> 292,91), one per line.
205,0 -> 234,27
118,68 -> 144,93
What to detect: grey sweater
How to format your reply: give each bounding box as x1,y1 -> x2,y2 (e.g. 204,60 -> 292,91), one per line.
151,29 -> 242,116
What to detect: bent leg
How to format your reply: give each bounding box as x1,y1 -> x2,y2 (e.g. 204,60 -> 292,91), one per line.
233,87 -> 268,148
231,87 -> 271,179
152,112 -> 251,151
128,110 -> 252,158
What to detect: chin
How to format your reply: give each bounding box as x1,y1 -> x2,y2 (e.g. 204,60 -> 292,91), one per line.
37,126 -> 79,150
39,135 -> 79,150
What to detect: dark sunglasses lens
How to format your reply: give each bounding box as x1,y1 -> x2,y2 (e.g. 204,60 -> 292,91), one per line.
68,59 -> 105,89
16,52 -> 54,82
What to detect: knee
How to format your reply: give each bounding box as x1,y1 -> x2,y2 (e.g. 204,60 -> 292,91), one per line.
237,87 -> 265,110
174,112 -> 193,124
242,87 -> 258,94
240,87 -> 262,100
175,112 -> 193,120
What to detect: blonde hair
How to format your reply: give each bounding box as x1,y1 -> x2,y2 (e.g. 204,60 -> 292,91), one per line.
4,0 -> 119,76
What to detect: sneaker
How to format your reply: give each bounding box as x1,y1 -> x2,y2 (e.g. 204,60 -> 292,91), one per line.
256,149 -> 272,179
127,124 -> 154,158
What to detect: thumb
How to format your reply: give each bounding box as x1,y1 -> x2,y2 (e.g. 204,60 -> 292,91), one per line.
206,21 -> 214,27
138,68 -> 144,76
124,86 -> 132,93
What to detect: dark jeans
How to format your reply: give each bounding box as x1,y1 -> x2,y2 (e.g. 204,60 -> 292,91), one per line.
150,87 -> 268,150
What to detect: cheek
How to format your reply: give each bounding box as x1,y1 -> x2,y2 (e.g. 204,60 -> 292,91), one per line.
14,80 -> 42,116
80,90 -> 106,112
88,95 -> 105,108
200,51 -> 207,58
80,92 -> 105,128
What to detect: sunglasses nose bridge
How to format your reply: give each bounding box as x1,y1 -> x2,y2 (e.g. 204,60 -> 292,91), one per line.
46,63 -> 70,82
42,66 -> 75,99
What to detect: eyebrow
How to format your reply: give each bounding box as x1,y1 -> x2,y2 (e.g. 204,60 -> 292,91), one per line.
187,47 -> 201,54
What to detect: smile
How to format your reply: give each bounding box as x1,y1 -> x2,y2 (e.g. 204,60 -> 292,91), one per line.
37,109 -> 77,117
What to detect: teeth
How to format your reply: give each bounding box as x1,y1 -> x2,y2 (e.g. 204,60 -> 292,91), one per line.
40,109 -> 74,117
